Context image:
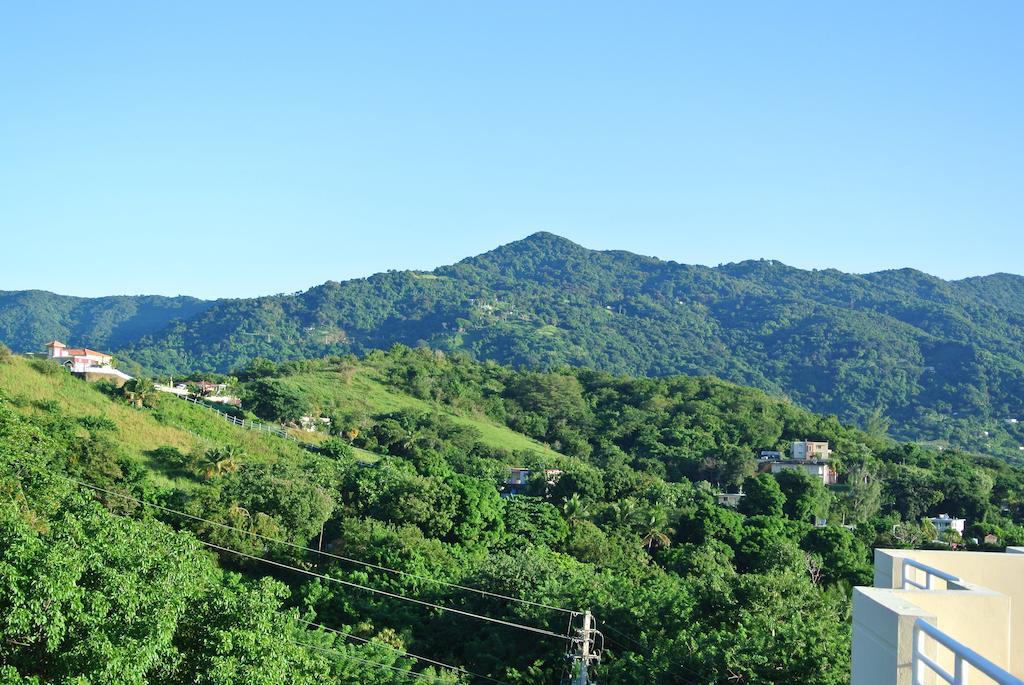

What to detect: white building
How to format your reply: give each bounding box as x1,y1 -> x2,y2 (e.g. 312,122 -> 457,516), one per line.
502,467 -> 562,497
930,513 -> 966,536
769,460 -> 838,486
714,492 -> 745,508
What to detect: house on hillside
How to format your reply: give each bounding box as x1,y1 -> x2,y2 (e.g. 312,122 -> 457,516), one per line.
45,340 -> 133,385
46,340 -> 112,370
184,380 -> 229,396
714,491 -> 745,508
754,440 -> 836,485
767,459 -> 838,485
299,415 -> 332,432
929,513 -> 966,536
502,467 -> 563,497
791,439 -> 832,461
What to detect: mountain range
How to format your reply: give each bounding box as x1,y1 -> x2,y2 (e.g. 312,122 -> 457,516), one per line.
3,232 -> 1023,457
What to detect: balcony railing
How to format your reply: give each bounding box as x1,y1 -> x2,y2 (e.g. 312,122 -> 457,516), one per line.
901,557 -> 960,591
913,618 -> 1023,685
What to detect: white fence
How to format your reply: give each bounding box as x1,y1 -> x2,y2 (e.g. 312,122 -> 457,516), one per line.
176,395 -> 298,442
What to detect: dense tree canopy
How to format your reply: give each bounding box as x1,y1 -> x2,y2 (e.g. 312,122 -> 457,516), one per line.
3,233 -> 1023,459
1,345 -> 1023,683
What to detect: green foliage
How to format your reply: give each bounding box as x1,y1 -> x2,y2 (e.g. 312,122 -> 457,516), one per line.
6,233 -> 1024,459
3,341 -> 1024,684
244,378 -> 311,422
121,376 -> 157,408
739,473 -> 786,517
775,469 -> 832,523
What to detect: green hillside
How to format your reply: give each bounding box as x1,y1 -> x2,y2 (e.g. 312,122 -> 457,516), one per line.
0,356 -> 315,488
269,360 -> 566,462
3,347 -> 1024,684
3,233 -> 1023,460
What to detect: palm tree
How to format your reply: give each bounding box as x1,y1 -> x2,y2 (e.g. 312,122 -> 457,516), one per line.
226,503 -> 251,527
608,498 -> 642,536
196,448 -> 224,480
639,507 -> 675,551
195,446 -> 244,479
216,444 -> 244,475
562,494 -> 592,524
122,377 -> 155,408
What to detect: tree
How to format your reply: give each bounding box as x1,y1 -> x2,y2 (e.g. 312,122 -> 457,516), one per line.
738,474 -> 786,517
801,526 -> 873,586
244,379 -> 310,423
194,446 -> 243,480
843,465 -> 882,523
775,470 -> 831,523
562,493 -> 592,524
319,437 -> 355,460
121,377 -> 156,408
638,506 -> 675,551
699,445 -> 756,490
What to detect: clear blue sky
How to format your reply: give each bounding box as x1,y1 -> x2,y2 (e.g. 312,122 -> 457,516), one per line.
2,2 -> 1021,298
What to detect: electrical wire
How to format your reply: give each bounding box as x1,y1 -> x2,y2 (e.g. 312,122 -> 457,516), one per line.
602,622 -> 708,685
31,468 -> 571,637
8,465 -> 546,685
291,638 -> 449,683
63,474 -> 573,615
194,538 -> 570,640
299,619 -> 514,685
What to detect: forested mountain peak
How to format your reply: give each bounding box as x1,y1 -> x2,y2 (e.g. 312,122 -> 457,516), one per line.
1,233 -> 1023,461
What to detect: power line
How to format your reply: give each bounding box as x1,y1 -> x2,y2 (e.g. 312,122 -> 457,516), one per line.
602,622 -> 707,685
300,619 -> 514,685
194,538 -> 570,640
64,474 -> 573,616
12,466 -> 575,681
291,638 -> 448,683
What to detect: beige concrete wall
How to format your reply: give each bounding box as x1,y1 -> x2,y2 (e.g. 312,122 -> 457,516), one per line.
909,587 -> 1012,677
852,587 -> 935,685
875,549 -> 1024,676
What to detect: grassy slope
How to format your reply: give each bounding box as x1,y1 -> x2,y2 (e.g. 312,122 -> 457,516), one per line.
275,365 -> 567,461
0,357 -> 557,483
0,357 -> 313,487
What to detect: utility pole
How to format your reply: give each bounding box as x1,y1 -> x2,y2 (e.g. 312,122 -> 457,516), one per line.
569,610 -> 601,685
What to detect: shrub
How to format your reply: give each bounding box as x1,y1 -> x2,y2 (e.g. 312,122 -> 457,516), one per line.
319,437 -> 354,460
31,358 -> 65,375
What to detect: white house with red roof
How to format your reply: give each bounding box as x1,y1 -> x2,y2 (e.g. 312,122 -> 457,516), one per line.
44,341 -> 132,383
45,340 -> 113,371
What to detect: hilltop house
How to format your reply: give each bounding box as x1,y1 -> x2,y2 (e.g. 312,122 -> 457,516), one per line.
756,440 -> 837,485
45,340 -> 132,385
46,340 -> 112,370
714,491 -> 746,508
178,380 -> 229,396
768,459 -> 838,486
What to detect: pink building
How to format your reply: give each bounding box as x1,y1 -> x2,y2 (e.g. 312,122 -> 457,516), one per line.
45,340 -> 113,372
